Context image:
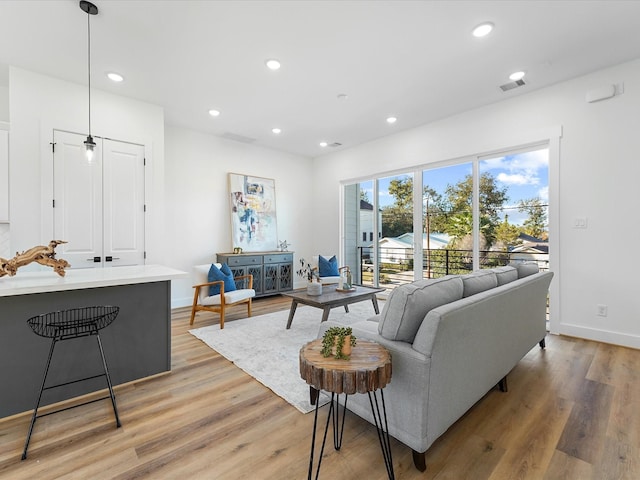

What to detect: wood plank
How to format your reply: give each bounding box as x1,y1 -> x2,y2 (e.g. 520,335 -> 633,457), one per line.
556,379 -> 614,464
544,450 -> 593,480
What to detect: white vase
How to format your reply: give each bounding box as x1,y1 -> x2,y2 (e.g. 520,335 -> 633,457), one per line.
306,282 -> 322,296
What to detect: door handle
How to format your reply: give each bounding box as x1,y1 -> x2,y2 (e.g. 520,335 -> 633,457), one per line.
86,256 -> 101,262
105,256 -> 120,262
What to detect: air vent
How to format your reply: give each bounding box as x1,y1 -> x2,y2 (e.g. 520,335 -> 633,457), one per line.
328,142 -> 342,148
222,132 -> 257,144
499,79 -> 526,92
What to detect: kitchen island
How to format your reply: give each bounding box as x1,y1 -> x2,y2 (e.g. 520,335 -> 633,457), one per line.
0,265 -> 186,419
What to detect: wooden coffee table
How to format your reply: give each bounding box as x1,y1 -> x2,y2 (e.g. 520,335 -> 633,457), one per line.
283,285 -> 384,329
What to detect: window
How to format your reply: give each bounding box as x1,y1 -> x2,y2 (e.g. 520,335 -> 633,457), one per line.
343,144 -> 549,290
478,148 -> 549,271
422,163 -> 472,278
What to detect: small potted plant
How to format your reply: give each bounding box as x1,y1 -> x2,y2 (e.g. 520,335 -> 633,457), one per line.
297,259 -> 322,296
321,326 -> 357,360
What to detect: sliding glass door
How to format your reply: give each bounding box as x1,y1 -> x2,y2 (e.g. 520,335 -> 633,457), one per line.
478,147 -> 549,271
343,145 -> 549,290
422,163 -> 472,278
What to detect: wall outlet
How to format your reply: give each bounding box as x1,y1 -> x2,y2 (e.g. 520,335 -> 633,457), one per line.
596,304 -> 608,317
573,217 -> 588,229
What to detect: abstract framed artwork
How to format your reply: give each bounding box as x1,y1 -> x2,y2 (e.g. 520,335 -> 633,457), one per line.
228,173 -> 278,252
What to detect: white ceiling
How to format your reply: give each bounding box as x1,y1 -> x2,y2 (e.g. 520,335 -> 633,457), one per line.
1,0 -> 640,158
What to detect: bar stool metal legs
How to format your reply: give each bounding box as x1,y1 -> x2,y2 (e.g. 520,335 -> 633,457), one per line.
22,306 -> 121,460
95,332 -> 121,428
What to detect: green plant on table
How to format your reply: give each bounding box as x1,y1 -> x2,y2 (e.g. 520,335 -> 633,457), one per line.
321,326 -> 357,360
296,259 -> 320,282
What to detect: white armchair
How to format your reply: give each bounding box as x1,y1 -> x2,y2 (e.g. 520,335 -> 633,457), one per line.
189,264 -> 255,329
311,255 -> 343,285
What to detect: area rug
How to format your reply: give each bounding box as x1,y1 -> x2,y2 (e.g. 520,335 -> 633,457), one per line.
188,300 -> 382,413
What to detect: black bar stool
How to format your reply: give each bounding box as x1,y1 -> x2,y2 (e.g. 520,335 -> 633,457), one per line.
22,305 -> 122,460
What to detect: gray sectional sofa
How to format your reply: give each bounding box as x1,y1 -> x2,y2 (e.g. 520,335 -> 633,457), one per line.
317,263 -> 554,471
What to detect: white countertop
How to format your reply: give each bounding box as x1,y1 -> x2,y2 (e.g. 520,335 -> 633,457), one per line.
0,264 -> 188,297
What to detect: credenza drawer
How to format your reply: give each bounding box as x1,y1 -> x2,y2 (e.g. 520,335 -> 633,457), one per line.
264,253 -> 293,264
221,255 -> 262,267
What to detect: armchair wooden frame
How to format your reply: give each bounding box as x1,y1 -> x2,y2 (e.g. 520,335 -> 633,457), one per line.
189,274 -> 254,329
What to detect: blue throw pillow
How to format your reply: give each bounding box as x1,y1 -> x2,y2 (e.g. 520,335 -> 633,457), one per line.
318,255 -> 339,277
208,263 -> 237,296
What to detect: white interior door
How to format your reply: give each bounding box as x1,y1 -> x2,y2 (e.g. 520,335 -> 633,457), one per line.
53,130 -> 145,268
103,139 -> 145,266
53,130 -> 103,268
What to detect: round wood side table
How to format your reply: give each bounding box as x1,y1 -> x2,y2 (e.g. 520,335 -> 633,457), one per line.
299,339 -> 393,479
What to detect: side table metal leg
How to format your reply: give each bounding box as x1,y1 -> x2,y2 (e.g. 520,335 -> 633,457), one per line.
309,386 -> 319,405
308,392 -> 335,480
332,394 -> 348,451
308,393 -> 349,479
368,389 -> 395,480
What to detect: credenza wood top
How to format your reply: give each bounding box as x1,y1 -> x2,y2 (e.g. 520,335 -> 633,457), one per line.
217,251 -> 294,256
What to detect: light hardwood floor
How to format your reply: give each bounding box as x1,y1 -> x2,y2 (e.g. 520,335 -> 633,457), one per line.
1,295 -> 639,479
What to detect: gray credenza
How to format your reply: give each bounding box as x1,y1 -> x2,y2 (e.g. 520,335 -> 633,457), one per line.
216,251 -> 294,297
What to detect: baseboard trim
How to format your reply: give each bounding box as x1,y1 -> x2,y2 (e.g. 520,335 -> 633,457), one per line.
558,323 -> 640,350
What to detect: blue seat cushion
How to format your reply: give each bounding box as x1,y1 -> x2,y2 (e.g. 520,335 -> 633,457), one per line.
318,255 -> 339,277
208,263 -> 237,296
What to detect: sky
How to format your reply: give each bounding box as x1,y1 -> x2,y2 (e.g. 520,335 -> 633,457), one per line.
362,147 -> 549,227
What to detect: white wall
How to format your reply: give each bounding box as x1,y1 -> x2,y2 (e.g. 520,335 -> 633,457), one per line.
0,85 -> 8,257
8,67 -> 165,265
312,58 -> 640,349
164,126 -> 313,307
0,84 -> 8,122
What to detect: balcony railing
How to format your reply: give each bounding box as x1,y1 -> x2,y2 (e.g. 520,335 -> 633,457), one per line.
357,246 -> 548,290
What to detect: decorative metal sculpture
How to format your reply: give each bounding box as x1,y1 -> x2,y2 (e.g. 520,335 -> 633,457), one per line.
0,240 -> 71,277
278,240 -> 290,252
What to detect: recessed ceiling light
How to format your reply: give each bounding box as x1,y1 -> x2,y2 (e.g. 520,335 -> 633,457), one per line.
208,109 -> 221,117
319,141 -> 328,147
472,22 -> 494,38
272,128 -> 282,134
265,59 -> 281,70
386,117 -> 397,124
509,71 -> 526,81
106,72 -> 124,82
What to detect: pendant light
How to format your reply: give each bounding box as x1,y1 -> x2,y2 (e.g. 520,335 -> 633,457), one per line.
79,1 -> 98,163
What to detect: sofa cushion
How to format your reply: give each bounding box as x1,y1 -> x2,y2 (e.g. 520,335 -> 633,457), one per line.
208,263 -> 236,296
514,262 -> 539,278
461,270 -> 497,297
318,255 -> 339,277
378,276 -> 463,342
493,265 -> 518,286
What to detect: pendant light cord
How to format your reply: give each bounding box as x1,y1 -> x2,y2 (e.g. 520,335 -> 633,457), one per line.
87,10 -> 92,137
